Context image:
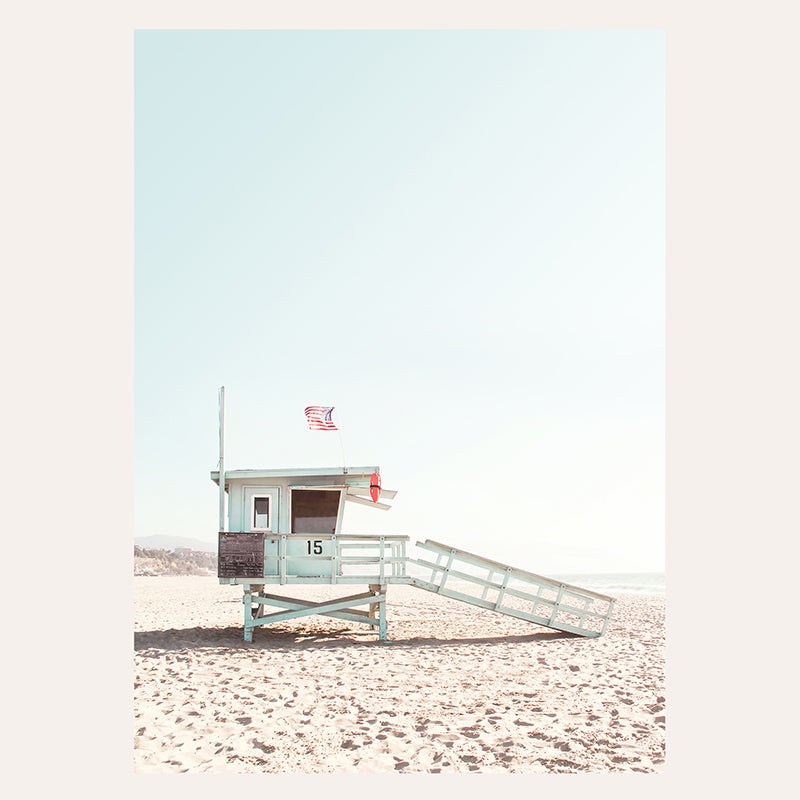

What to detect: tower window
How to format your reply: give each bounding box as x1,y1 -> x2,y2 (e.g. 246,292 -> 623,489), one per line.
252,496 -> 270,530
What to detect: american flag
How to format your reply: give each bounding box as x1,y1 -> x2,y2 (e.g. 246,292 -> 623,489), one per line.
304,406 -> 338,431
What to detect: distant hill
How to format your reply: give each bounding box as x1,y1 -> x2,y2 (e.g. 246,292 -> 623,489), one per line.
134,545 -> 217,576
135,534 -> 217,553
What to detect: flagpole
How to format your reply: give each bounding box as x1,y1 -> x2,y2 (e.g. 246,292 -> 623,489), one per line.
335,407 -> 347,474
218,386 -> 226,532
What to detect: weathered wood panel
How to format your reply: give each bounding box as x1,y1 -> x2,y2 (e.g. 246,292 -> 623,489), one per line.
218,532 -> 264,578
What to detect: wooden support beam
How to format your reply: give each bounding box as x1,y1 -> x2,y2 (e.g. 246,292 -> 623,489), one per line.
245,591 -> 383,628
251,593 -> 380,627
346,487 -> 398,499
344,493 -> 392,511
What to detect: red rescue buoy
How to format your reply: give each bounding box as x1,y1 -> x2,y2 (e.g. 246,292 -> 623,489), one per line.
369,471 -> 381,503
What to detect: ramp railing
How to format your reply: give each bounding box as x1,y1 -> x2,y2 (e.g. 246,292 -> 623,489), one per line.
407,539 -> 616,637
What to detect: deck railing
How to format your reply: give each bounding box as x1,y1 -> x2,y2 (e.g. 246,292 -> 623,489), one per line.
257,534 -> 410,584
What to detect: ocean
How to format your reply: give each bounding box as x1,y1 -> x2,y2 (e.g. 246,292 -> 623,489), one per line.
547,572 -> 665,595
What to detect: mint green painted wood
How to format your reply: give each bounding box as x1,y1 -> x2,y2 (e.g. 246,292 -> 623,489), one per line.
212,467 -> 615,641
379,588 -> 387,640
259,534 -> 409,584
279,535 -> 335,578
240,588 -> 389,641
210,467 -> 382,543
221,534 -> 616,640
243,586 -> 253,642
254,593 -> 378,626
248,592 -> 379,627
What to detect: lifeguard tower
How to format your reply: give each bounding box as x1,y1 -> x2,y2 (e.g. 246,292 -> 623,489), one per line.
211,391 -> 616,642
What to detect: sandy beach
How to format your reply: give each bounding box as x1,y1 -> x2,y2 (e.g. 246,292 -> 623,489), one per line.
134,577 -> 665,773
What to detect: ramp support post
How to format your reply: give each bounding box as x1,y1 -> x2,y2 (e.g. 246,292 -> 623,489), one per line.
409,539 -> 617,638
600,599 -> 617,636
369,583 -> 388,641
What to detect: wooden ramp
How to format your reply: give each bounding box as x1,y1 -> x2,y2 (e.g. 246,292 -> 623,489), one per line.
407,540 -> 616,638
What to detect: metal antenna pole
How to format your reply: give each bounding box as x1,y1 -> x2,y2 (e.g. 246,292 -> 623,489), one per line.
219,386 -> 226,532
335,407 -> 347,474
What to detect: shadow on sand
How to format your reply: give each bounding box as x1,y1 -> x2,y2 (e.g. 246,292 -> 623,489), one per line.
134,625 -> 578,654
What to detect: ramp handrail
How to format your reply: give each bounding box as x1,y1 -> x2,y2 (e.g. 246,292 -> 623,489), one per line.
417,539 -> 615,602
407,539 -> 616,638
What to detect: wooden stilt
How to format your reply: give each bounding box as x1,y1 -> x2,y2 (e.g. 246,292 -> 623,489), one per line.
243,585 -> 254,642
240,587 -> 389,641
369,583 -> 388,641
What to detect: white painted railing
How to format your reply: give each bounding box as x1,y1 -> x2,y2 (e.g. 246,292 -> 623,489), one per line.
407,540 -> 616,637
259,534 -> 410,584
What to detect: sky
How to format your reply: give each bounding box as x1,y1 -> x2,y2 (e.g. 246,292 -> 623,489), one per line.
135,29 -> 664,574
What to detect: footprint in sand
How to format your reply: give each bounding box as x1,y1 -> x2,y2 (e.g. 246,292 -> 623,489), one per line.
554,741 -> 571,752
341,740 -> 360,750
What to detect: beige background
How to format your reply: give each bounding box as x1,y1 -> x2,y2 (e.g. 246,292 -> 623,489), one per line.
2,0 -> 797,797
